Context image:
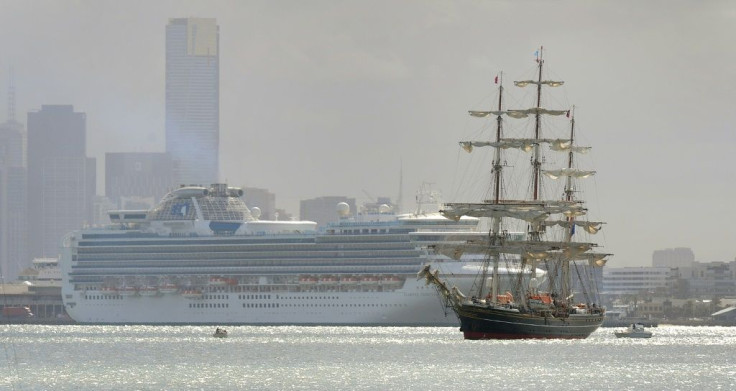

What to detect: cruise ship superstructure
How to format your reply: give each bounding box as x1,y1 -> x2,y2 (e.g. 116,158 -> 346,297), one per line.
60,184 -> 482,325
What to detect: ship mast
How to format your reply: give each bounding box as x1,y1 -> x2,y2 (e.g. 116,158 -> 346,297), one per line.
488,73 -> 504,303
532,49 -> 544,202
561,106 -> 576,301
492,72 -> 504,204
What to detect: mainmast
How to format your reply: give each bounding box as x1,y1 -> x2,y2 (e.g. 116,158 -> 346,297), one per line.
561,106 -> 576,301
532,49 -> 544,202
488,73 -> 504,303
492,73 -> 504,204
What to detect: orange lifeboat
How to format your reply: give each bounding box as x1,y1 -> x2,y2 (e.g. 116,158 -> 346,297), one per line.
495,291 -> 514,304
209,277 -> 228,286
339,276 -> 359,285
159,283 -> 178,294
299,276 -> 318,285
360,276 -> 380,285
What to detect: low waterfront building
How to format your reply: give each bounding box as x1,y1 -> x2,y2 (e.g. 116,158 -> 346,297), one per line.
1,257 -> 69,322
601,266 -> 672,296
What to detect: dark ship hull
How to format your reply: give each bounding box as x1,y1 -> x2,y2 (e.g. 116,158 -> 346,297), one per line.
456,305 -> 604,340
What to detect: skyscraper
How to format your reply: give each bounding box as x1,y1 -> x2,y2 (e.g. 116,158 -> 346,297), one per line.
0,69 -> 27,280
165,18 -> 220,186
0,119 -> 27,280
27,105 -> 95,259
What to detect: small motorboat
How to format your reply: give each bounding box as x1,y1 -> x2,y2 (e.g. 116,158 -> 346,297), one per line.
213,328 -> 228,338
615,323 -> 652,339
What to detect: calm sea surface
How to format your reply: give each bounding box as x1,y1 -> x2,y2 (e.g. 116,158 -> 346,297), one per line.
1,325 -> 734,390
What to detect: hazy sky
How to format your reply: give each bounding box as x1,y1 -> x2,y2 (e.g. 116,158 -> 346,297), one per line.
1,0 -> 735,267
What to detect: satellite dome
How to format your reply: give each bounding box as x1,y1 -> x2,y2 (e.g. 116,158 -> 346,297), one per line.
379,204 -> 392,214
251,207 -> 262,219
336,202 -> 350,216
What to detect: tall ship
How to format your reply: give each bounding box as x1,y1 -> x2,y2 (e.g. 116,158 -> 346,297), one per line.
60,183 -> 484,325
419,48 -> 611,339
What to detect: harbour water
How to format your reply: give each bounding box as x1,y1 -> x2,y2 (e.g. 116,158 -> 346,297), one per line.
1,325 -> 734,390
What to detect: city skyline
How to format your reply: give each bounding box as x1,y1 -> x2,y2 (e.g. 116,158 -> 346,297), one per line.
0,1 -> 735,267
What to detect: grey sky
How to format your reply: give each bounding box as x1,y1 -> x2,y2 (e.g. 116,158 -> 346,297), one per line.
1,0 -> 735,267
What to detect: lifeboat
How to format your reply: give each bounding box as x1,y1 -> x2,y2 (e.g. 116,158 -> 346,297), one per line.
101,286 -> 117,294
339,276 -> 359,285
527,293 -> 553,309
360,276 -> 380,285
159,283 -> 178,294
209,277 -> 228,286
319,276 -> 338,285
181,290 -> 203,299
299,276 -> 318,285
495,291 -> 514,304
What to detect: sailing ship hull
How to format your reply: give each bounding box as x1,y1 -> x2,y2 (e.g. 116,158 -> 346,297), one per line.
457,305 -> 603,339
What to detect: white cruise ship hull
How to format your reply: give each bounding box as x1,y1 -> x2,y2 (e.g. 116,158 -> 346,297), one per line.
63,275 -> 469,325
60,183 -> 483,326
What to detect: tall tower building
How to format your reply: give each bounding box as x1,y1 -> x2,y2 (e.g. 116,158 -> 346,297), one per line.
165,18 -> 220,186
27,105 -> 95,259
0,69 -> 28,280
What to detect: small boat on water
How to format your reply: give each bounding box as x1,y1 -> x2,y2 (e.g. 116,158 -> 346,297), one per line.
615,323 -> 652,339
213,328 -> 228,338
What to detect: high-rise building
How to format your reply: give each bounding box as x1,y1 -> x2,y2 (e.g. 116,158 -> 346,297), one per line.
0,120 -> 27,281
27,105 -> 95,259
0,69 -> 28,281
105,152 -> 175,209
165,18 -> 219,186
652,247 -> 695,268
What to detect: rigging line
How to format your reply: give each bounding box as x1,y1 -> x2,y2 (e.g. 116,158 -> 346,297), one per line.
572,261 -> 591,304
449,147 -> 463,202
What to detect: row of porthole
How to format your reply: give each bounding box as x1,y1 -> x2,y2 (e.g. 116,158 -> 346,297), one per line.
84,295 -> 123,300
243,303 -> 407,308
238,294 -> 272,300
189,303 -> 230,308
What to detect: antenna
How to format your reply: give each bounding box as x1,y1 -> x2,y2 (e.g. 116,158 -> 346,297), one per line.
7,66 -> 16,123
396,159 -> 403,213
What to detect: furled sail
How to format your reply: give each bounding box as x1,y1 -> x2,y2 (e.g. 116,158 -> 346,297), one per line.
468,110 -> 507,118
441,201 -> 586,223
507,107 -> 569,118
460,139 -> 539,153
549,139 -> 592,153
542,168 -> 596,179
542,220 -> 604,234
432,239 -> 597,258
514,80 -> 564,88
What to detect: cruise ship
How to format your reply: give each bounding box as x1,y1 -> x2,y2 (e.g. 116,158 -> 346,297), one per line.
60,183 -> 482,325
